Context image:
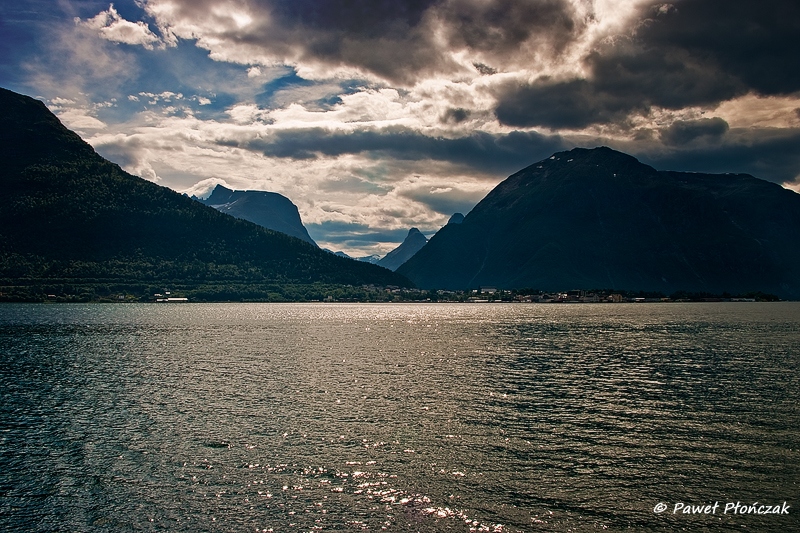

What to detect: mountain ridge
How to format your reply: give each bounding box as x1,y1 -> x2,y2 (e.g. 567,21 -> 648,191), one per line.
398,146 -> 800,297
0,87 -> 411,300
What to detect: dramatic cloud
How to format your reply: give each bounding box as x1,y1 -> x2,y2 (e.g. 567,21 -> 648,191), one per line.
495,78 -> 636,129
2,0 -> 799,255
660,117 -> 729,146
239,128 -> 565,174
639,0 -> 800,96
139,0 -> 627,84
493,0 -> 800,130
139,0 -> 449,84
640,127 -> 800,185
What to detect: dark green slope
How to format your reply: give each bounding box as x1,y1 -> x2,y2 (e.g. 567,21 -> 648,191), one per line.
398,147 -> 800,297
0,88 -> 411,299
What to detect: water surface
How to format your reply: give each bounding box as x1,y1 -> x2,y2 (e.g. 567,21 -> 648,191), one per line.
1,303 -> 798,531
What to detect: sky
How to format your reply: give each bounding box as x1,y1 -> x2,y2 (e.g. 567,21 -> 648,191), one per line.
1,0 -> 799,256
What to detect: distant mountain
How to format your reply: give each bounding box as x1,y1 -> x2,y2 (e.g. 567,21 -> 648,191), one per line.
0,87 -> 411,300
447,213 -> 465,224
398,147 -> 800,297
331,250 -> 382,264
196,185 -> 317,246
377,228 -> 429,271
357,254 -> 382,264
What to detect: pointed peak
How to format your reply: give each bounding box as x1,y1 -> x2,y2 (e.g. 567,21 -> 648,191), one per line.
447,213 -> 465,224
204,184 -> 235,204
211,184 -> 233,194
404,228 -> 428,243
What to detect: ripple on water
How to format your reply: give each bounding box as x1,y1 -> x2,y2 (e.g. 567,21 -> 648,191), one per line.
1,302 -> 798,532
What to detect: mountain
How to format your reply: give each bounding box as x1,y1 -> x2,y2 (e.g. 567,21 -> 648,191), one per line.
397,147 -> 800,297
447,213 -> 465,225
377,228 -> 429,271
331,250 -> 381,264
196,185 -> 317,246
0,87 -> 411,300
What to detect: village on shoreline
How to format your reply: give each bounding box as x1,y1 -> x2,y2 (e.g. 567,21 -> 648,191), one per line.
366,286 -> 778,303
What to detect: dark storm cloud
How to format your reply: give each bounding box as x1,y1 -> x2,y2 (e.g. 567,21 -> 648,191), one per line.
398,186 -> 485,216
268,0 -> 437,38
472,62 -> 497,76
438,0 -> 579,57
151,0 -> 588,84
266,0 -> 582,81
495,0 -> 799,129
660,117 -> 730,146
440,107 -> 470,124
495,78 -> 637,129
241,128 -> 566,174
640,128 -> 800,185
153,0 -> 452,84
640,0 -> 800,96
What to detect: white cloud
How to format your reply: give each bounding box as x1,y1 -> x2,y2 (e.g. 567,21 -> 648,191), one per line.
139,91 -> 184,102
226,104 -> 271,125
51,97 -> 76,105
181,177 -> 233,199
79,4 -> 164,50
713,94 -> 800,129
56,108 -> 108,132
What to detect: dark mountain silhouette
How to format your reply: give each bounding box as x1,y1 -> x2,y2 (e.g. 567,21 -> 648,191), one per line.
447,213 -> 464,224
0,87 -> 411,300
397,147 -> 800,297
377,228 -> 428,271
196,185 -> 317,246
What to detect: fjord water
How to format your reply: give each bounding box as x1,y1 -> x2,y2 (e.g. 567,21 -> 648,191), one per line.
1,303 -> 798,532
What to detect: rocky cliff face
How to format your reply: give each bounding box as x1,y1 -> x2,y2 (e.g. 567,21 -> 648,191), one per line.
197,185 -> 317,246
398,146 -> 800,297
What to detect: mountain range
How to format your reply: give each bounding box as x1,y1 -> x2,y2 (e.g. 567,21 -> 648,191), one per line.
195,185 -> 317,246
397,147 -> 800,298
192,186 -> 431,271
3,86 -> 798,300
0,87 -> 410,301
